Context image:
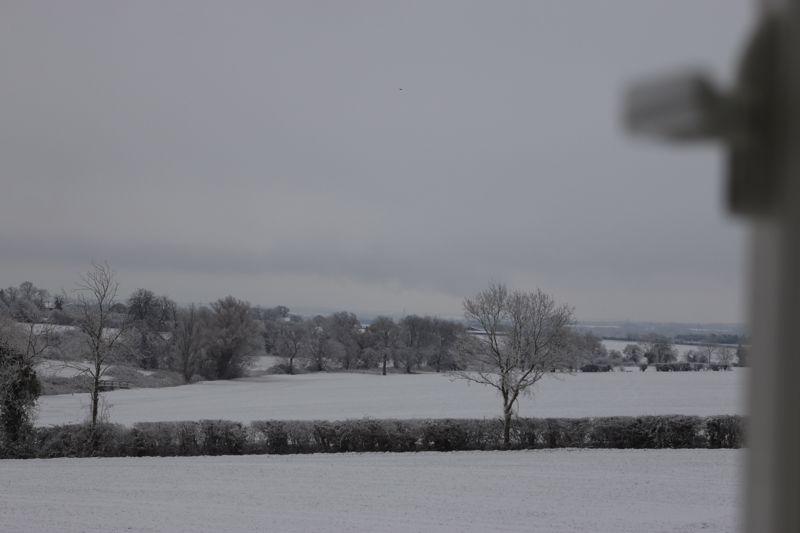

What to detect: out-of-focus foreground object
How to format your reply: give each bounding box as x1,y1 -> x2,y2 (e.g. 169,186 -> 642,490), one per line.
624,2 -> 800,532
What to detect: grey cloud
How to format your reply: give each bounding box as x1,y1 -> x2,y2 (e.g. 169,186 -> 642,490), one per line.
1,0 -> 751,322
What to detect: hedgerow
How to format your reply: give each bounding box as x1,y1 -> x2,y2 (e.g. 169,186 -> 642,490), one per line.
0,415 -> 744,459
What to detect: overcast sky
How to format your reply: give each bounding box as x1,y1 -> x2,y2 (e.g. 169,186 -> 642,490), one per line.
1,1 -> 753,323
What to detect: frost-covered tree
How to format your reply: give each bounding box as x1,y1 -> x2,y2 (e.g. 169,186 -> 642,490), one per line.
397,315 -> 435,374
304,316 -> 340,372
622,343 -> 644,363
717,346 -> 736,367
427,318 -> 465,372
368,316 -> 400,375
259,305 -> 291,354
696,344 -> 719,365
200,296 -> 261,379
458,283 -> 573,445
326,312 -> 361,370
126,289 -> 176,369
272,319 -> 306,374
171,305 -> 205,382
638,335 -> 677,364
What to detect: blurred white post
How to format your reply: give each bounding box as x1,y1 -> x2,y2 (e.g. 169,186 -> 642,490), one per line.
625,1 -> 800,530
746,2 -> 800,531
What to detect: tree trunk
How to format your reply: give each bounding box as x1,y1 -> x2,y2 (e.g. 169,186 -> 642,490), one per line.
503,409 -> 513,446
90,371 -> 101,453
288,356 -> 294,375
502,392 -> 513,447
382,354 -> 387,375
90,375 -> 100,430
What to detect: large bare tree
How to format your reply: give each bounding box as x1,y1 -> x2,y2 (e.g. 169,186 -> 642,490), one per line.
459,283 -> 573,445
368,316 -> 399,375
71,262 -> 128,430
171,304 -> 205,382
201,296 -> 261,379
272,319 -> 306,375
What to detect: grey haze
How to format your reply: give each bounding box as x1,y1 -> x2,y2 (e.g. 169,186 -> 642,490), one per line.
0,1 -> 752,322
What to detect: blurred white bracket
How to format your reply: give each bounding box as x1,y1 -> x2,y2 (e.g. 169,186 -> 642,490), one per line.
624,15 -> 780,216
625,69 -> 727,142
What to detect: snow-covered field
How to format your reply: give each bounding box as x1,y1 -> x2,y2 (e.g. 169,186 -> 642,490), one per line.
0,449 -> 742,533
36,369 -> 745,426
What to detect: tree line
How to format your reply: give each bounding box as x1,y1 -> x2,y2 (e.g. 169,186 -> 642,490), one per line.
1,265 -> 742,452
0,269 -> 481,382
0,264 -> 484,441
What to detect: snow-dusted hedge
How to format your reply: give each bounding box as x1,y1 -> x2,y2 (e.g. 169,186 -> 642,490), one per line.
18,415 -> 743,458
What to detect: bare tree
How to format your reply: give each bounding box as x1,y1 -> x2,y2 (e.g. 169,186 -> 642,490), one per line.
458,283 -> 573,446
427,318 -> 464,372
272,319 -> 306,374
397,315 -> 434,373
638,334 -> 677,364
304,316 -> 340,372
697,343 -> 719,365
717,346 -> 736,367
368,316 -> 399,375
171,304 -> 204,382
200,296 -> 261,379
326,312 -> 361,370
70,262 -> 128,431
126,289 -> 176,369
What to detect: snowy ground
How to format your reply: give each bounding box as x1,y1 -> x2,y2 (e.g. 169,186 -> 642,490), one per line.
36,369 -> 745,426
0,449 -> 742,533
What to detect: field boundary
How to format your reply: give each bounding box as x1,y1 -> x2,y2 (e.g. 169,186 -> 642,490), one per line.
5,415 -> 745,459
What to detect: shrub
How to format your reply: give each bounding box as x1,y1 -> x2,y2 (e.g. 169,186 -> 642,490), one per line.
655,362 -> 705,372
130,422 -> 201,456
537,418 -> 591,448
421,419 -> 471,451
34,423 -> 129,458
200,420 -> 247,455
589,416 -> 704,448
580,363 -> 613,372
248,421 -> 291,454
706,415 -> 744,448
